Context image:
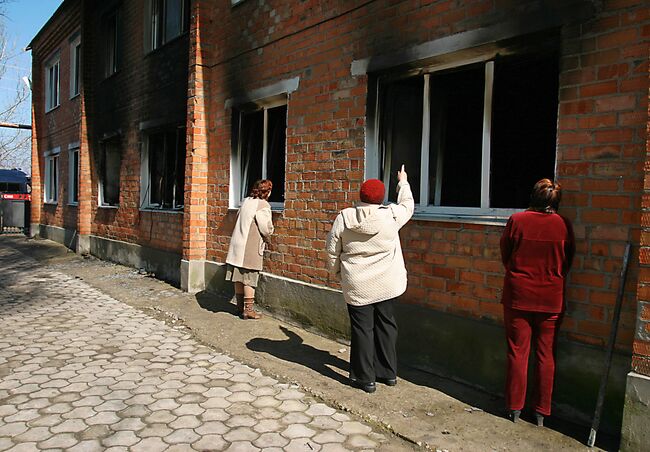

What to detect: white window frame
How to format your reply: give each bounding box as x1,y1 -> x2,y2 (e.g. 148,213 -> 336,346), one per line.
231,0 -> 246,5
44,54 -> 60,112
368,54 -> 554,221
230,97 -> 287,210
146,0 -> 189,52
140,125 -> 186,211
69,35 -> 81,98
44,147 -> 60,204
68,143 -> 80,205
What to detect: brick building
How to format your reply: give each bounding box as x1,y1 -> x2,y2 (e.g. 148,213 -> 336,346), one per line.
30,0 -> 649,446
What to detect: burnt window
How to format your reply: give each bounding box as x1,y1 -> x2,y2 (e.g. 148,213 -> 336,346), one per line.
149,0 -> 190,51
68,146 -> 80,205
232,102 -> 286,206
98,140 -> 121,207
103,10 -> 119,77
143,127 -> 186,209
376,46 -> 559,215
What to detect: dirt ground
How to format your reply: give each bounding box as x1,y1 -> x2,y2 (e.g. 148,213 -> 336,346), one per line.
2,235 -> 619,451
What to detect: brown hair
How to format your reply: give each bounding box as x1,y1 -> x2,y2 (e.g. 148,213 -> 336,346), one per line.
249,179 -> 273,200
529,178 -> 562,213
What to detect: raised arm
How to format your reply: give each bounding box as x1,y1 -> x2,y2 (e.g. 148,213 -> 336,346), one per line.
390,165 -> 415,228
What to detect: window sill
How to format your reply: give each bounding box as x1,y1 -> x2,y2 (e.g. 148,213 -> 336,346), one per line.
68,202 -> 78,207
69,92 -> 80,100
411,211 -> 509,226
98,204 -> 119,209
44,201 -> 58,206
144,32 -> 189,56
45,105 -> 60,114
139,207 -> 184,214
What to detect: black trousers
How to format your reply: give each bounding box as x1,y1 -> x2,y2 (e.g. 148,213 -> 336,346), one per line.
347,298 -> 398,383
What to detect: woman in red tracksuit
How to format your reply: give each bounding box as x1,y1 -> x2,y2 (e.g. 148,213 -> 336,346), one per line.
500,179 -> 575,426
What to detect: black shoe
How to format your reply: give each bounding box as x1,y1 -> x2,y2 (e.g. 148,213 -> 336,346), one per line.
508,409 -> 521,423
376,377 -> 397,386
351,380 -> 376,393
535,412 -> 544,427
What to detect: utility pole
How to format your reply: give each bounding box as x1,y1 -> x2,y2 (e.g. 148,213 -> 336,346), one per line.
0,122 -> 31,130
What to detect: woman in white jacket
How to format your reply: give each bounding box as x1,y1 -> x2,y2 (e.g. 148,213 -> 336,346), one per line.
226,179 -> 274,319
326,166 -> 414,393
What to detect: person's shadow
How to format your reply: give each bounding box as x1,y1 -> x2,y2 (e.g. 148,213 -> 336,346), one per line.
247,325 -> 350,384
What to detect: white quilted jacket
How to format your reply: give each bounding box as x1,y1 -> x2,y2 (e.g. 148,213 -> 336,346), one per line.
326,181 -> 414,305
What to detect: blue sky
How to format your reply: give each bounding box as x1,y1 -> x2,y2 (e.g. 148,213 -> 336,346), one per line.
1,0 -> 63,124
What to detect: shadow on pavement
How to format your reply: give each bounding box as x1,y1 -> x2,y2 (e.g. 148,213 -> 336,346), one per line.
247,325 -> 350,385
195,290 -> 239,316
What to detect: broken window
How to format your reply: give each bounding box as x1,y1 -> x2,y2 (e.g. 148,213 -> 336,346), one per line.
143,127 -> 186,209
98,140 -> 121,207
232,102 -> 287,206
376,45 -> 559,215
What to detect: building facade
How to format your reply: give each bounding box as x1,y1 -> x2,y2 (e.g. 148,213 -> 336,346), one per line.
30,1 -> 649,446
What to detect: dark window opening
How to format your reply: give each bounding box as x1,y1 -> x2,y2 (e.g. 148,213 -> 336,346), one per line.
99,141 -> 121,206
104,11 -> 118,77
70,150 -> 79,203
490,51 -> 559,209
148,127 -> 186,209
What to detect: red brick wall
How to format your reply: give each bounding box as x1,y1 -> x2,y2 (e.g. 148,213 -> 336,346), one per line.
198,0 -> 649,352
634,51 -> 650,377
30,1 -> 81,233
80,0 -> 189,254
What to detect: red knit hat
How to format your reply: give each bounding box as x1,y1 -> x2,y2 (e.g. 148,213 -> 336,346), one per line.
360,179 -> 385,204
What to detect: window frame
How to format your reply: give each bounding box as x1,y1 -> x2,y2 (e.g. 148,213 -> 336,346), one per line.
68,143 -> 80,206
368,50 -> 558,221
147,0 -> 190,52
44,54 -> 60,112
140,125 -> 186,211
44,147 -> 60,204
69,34 -> 81,98
230,97 -> 287,210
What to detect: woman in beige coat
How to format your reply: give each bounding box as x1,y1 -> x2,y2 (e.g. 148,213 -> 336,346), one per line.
326,166 -> 414,392
226,179 -> 274,319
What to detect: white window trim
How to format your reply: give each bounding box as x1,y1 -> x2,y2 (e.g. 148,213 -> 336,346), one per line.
140,127 -> 186,211
230,97 -> 287,210
68,143 -> 80,206
44,147 -> 60,204
231,0 -> 246,5
368,56 -> 532,220
44,54 -> 60,112
69,35 -> 81,99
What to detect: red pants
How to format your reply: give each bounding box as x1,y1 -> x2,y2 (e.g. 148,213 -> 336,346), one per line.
504,306 -> 562,416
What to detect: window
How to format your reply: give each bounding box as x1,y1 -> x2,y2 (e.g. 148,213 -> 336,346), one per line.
45,55 -> 60,111
141,127 -> 186,209
68,145 -> 80,205
372,45 -> 559,217
231,101 -> 287,207
44,148 -> 60,203
104,11 -> 118,77
98,140 -> 121,207
70,35 -> 81,97
148,0 -> 190,51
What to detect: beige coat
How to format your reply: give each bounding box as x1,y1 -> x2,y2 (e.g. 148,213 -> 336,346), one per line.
226,197 -> 274,271
326,181 -> 414,305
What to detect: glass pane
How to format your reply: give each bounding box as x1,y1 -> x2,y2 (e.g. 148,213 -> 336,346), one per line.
429,65 -> 484,207
239,110 -> 264,199
72,151 -> 79,202
380,76 -> 423,203
490,51 -> 559,208
164,0 -> 183,41
266,105 -> 286,203
74,44 -> 81,94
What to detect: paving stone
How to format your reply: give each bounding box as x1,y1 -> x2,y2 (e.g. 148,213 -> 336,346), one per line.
162,428 -> 200,445
312,430 -> 346,444
253,432 -> 290,448
224,442 -> 261,452
51,418 -> 88,433
67,439 -> 104,452
38,433 -> 79,449
130,437 -> 168,452
282,424 -> 317,439
284,438 -> 322,452
345,434 -> 379,449
224,427 -> 260,442
193,434 -> 229,451
138,424 -> 173,438
101,431 -> 140,447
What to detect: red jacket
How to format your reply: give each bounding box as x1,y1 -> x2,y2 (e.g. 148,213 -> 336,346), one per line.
500,211 -> 575,313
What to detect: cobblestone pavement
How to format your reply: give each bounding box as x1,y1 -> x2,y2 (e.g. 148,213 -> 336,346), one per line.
0,244 -> 400,451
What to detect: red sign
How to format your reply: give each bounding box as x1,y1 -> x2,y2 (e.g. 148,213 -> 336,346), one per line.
1,193 -> 31,201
